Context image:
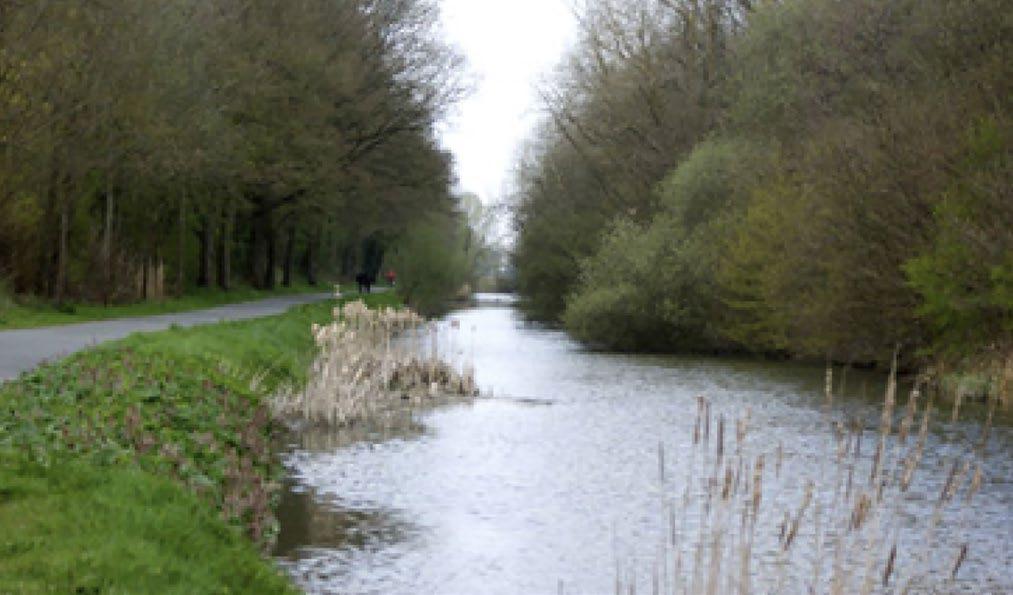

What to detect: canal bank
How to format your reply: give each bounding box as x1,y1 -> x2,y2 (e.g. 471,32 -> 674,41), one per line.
0,292 -> 399,592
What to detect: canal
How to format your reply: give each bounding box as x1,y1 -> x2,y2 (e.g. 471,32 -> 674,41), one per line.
274,294 -> 1012,594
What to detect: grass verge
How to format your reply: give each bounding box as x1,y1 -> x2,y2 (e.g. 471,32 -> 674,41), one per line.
0,282 -> 333,330
0,291 -> 400,593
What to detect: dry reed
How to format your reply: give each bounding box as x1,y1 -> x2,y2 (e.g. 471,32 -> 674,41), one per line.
611,357 -> 998,594
272,296 -> 477,426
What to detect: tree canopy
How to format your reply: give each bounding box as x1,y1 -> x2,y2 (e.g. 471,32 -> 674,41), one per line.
513,0 -> 1011,364
0,0 -> 466,302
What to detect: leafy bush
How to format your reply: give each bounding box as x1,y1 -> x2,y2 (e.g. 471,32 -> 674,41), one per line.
904,117 -> 1013,355
386,215 -> 474,314
563,219 -> 672,350
564,139 -> 770,352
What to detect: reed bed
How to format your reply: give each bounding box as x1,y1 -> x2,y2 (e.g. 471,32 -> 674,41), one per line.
606,361 -> 1000,595
272,294 -> 478,426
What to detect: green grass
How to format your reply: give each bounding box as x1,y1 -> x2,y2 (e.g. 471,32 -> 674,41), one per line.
0,282 -> 334,330
0,291 -> 401,592
0,454 -> 298,594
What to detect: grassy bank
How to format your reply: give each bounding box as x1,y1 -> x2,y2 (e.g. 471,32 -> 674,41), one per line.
0,291 -> 400,593
0,282 -> 332,330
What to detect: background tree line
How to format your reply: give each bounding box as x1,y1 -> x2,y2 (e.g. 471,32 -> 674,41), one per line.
513,0 -> 1010,367
0,0 -> 472,305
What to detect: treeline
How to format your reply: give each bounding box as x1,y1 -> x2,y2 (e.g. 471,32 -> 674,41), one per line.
0,0 -> 466,303
513,0 -> 1011,365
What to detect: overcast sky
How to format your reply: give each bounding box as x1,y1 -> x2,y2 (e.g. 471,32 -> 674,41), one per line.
438,0 -> 577,204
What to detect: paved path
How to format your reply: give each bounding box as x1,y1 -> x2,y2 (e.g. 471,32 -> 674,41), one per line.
0,293 -> 332,381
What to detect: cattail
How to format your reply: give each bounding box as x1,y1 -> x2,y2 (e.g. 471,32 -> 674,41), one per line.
951,543 -> 968,580
880,347 -> 899,438
882,543 -> 897,587
275,300 -> 474,426
694,396 -> 703,445
851,492 -> 871,531
669,499 -> 677,546
736,407 -> 750,451
938,459 -> 965,505
899,400 -> 932,492
870,350 -> 900,484
976,400 -> 994,454
869,439 -> 883,486
658,441 -> 665,483
775,442 -> 783,478
825,365 -> 834,412
898,386 -> 919,444
783,481 -> 813,550
716,414 -> 724,464
704,399 -> 711,443
966,464 -> 983,502
951,388 -> 963,422
752,454 -> 764,517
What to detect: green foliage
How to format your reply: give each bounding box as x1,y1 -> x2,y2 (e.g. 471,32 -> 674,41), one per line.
904,117 -> 1013,354
0,0 -> 463,301
657,138 -> 770,229
563,219 -> 672,350
386,216 -> 474,314
519,0 -> 1012,364
717,174 -> 828,354
514,211 -> 601,321
564,139 -> 770,352
511,0 -> 732,321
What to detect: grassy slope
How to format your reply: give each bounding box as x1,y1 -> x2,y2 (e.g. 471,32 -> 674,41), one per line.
0,459 -> 296,594
0,291 -> 400,593
0,282 -> 333,330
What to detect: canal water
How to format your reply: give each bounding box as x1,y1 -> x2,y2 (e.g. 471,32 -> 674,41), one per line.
274,294 -> 1012,594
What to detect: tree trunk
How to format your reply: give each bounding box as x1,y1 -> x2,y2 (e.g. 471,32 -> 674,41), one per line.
282,224 -> 295,287
103,176 -> 114,305
303,228 -> 316,285
198,212 -> 213,288
37,169 -> 56,296
141,256 -> 149,300
341,240 -> 356,278
55,201 -> 68,304
263,216 -> 276,290
249,213 -> 262,287
218,200 -> 232,290
178,191 -> 187,293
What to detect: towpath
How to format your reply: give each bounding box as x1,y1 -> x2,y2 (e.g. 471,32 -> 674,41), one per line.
0,293 -> 333,381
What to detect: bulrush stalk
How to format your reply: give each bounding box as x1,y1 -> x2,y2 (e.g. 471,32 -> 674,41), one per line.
897,386 -> 920,444
870,349 -> 900,486
272,297 -> 477,426
618,360 -> 997,595
951,543 -> 968,581
824,366 -> 834,412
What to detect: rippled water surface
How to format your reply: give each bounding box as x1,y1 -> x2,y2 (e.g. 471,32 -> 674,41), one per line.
274,295 -> 1012,594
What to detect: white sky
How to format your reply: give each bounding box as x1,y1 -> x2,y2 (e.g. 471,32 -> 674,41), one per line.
438,0 -> 577,204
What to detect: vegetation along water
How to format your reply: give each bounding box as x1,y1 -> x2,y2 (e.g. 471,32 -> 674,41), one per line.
512,0 -> 1011,396
0,0 -> 1009,593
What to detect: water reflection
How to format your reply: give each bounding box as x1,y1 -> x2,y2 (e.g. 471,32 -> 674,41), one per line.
274,295 -> 1013,594
274,483 -> 411,559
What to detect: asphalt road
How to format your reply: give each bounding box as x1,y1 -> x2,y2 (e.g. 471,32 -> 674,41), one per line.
0,293 -> 333,381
